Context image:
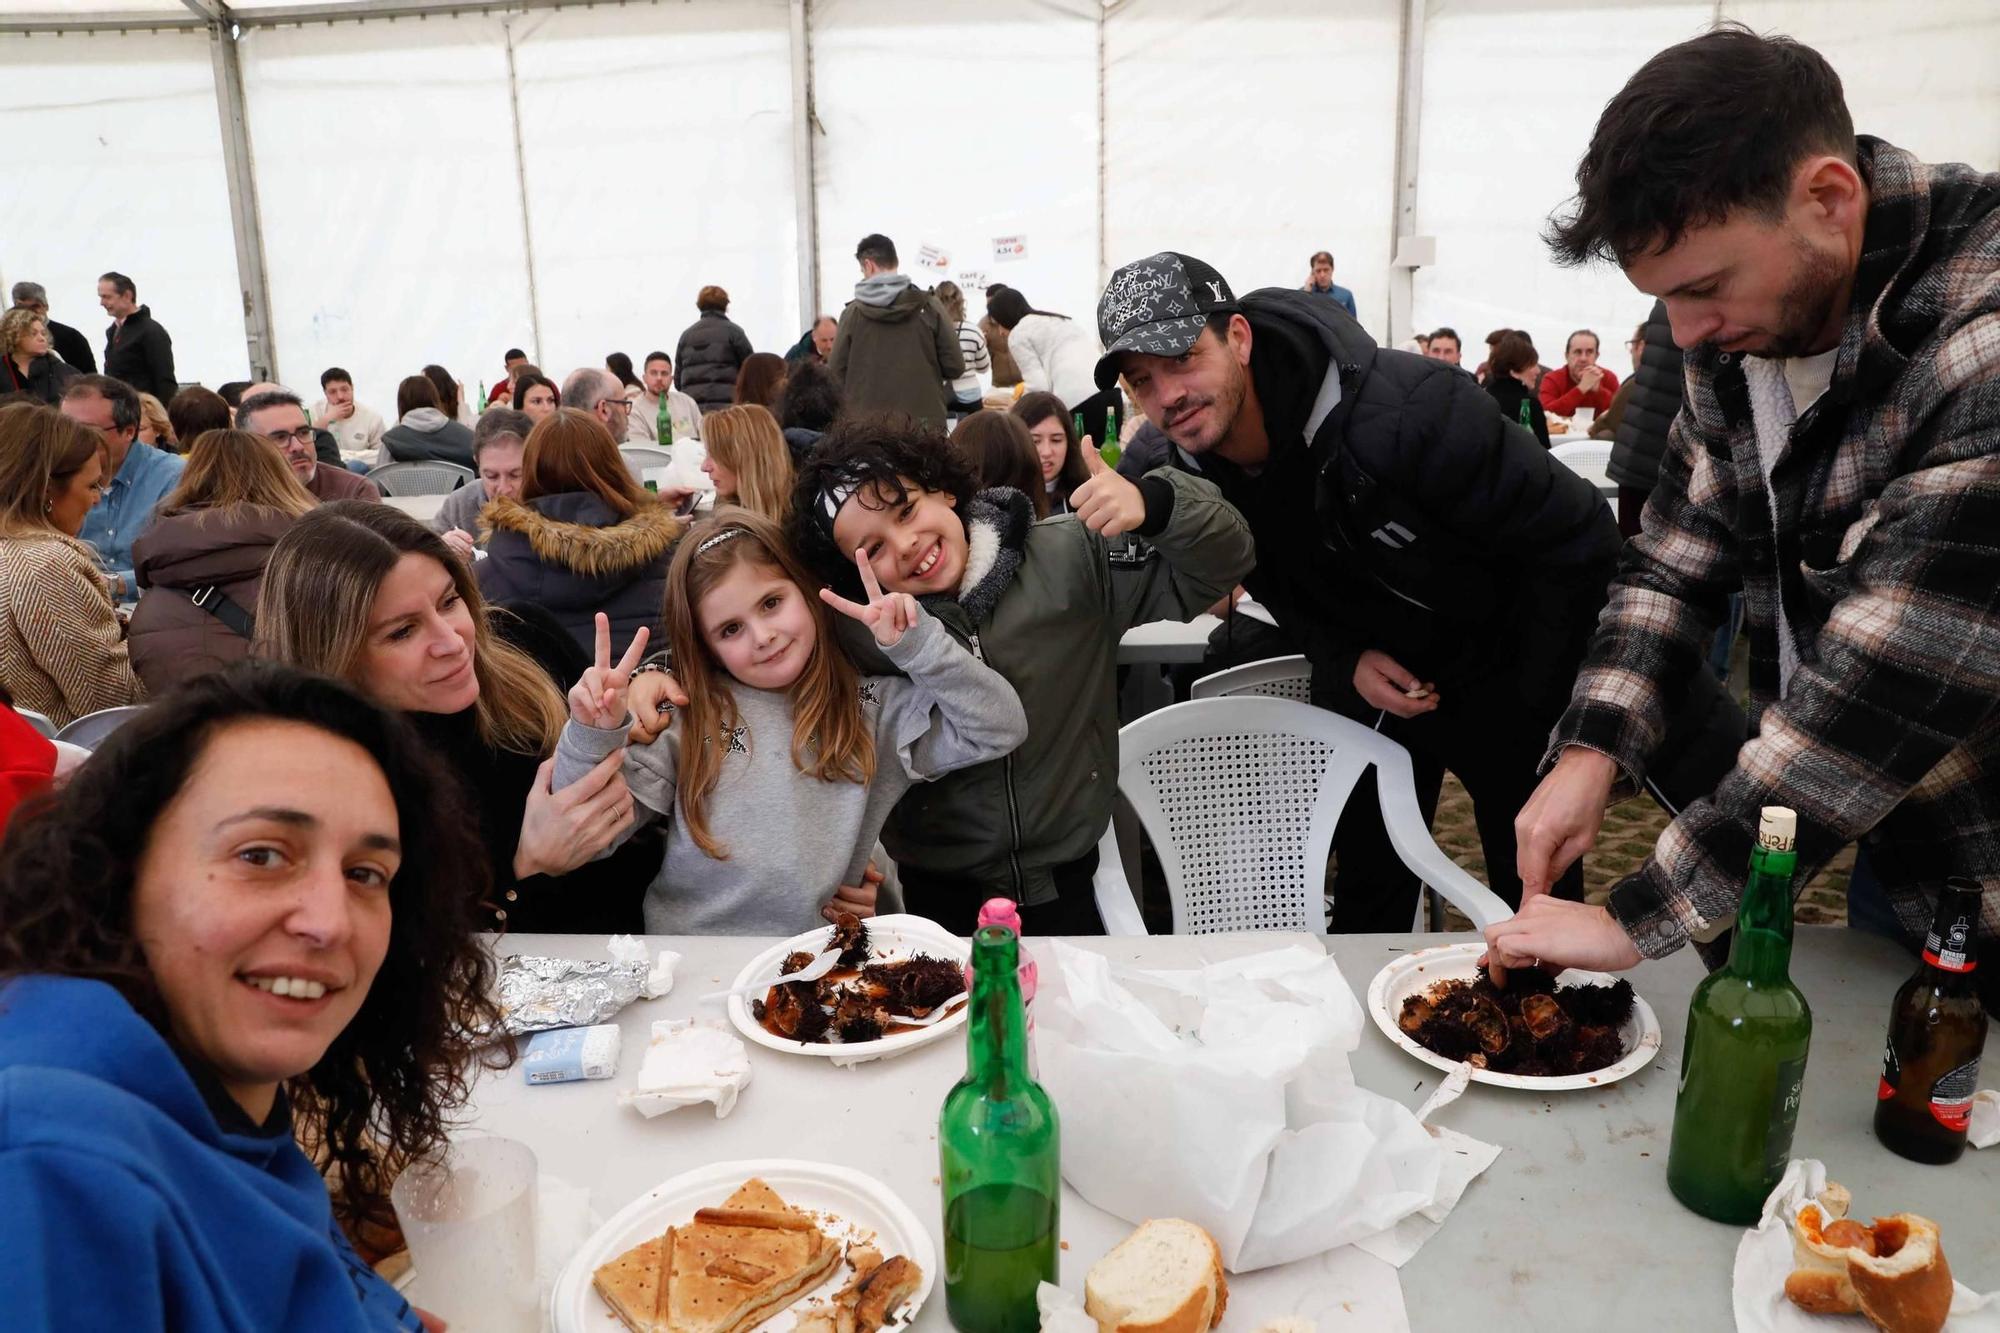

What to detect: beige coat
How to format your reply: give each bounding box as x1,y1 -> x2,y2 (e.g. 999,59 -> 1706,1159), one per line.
0,531 -> 142,727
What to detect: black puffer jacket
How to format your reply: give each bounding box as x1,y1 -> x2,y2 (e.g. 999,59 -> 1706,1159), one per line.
475,491 -> 682,658
102,304 -> 177,403
1180,288 -> 1622,723
674,309 -> 753,413
1606,298 -> 1684,493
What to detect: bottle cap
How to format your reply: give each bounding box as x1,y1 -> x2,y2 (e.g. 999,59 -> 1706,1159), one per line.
1757,807 -> 1798,852
977,897 -> 1024,933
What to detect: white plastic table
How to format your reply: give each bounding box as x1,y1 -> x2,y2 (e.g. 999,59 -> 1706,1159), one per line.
1117,613 -> 1222,665
467,929 -> 1996,1331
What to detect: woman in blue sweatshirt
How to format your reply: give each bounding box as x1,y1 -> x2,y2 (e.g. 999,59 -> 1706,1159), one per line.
0,665 -> 503,1331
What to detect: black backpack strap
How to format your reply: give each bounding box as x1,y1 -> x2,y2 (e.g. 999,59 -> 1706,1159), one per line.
188,584 -> 255,638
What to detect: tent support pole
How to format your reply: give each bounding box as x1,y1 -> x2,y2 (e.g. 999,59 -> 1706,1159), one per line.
504,17 -> 545,363
1387,0 -> 1427,346
789,0 -> 819,332
206,7 -> 280,383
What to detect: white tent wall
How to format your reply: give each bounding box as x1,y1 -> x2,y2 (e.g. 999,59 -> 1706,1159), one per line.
1411,0 -> 2000,373
239,17 -> 533,419
0,29 -> 248,386
1103,0 -> 1402,343
512,0 -> 799,380
5,1 -> 1997,402
809,0 -> 1100,334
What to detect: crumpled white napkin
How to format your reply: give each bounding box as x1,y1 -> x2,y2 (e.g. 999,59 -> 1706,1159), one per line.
1732,1158 -> 2000,1332
1353,1064 -> 1501,1268
1037,1282 -> 1097,1333
1970,1089 -> 1999,1150
606,935 -> 679,998
1038,944 -> 1499,1273
620,1018 -> 752,1118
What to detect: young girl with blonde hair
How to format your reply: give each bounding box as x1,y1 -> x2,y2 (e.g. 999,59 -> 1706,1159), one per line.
554,506 -> 1025,934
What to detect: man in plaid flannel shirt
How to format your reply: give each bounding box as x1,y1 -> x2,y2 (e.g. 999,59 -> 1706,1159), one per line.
1485,25 -> 2000,1013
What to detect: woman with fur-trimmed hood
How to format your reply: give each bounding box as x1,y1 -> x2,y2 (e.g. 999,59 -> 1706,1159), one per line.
477,408 -> 683,659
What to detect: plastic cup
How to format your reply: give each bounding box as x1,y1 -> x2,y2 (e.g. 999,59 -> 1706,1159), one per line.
1571,406 -> 1596,434
390,1135 -> 540,1331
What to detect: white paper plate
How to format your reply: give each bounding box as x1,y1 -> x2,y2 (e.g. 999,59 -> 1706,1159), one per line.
1366,941 -> 1662,1090
727,913 -> 970,1065
550,1157 -> 936,1333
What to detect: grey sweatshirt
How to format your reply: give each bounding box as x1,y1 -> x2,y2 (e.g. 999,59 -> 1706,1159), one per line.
553,610 -> 1027,935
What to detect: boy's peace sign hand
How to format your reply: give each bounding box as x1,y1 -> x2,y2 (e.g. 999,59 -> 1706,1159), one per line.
567,612 -> 650,729
820,548 -> 922,648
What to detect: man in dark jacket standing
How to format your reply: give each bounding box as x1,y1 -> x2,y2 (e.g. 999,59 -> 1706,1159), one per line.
829,234 -> 964,430
11,282 -> 95,373
1606,298 -> 1684,536
97,271 -> 175,402
1096,252 -> 1739,929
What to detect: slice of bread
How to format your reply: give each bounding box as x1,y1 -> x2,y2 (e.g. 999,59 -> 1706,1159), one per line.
1085,1219 -> 1228,1333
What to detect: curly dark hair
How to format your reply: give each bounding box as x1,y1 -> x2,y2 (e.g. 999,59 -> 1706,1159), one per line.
779,359 -> 844,434
788,410 -> 976,600
1545,24 -> 1854,267
0,664 -> 508,1240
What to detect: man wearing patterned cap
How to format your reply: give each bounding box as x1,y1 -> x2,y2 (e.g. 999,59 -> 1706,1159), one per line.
1094,252 -> 1743,929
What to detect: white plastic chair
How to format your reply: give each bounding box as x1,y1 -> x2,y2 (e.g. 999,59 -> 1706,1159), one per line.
620,445 -> 676,483
1549,439 -> 1616,493
1102,696 -> 1509,935
55,705 -> 148,750
1092,820 -> 1148,935
15,708 -> 56,739
1190,655 -> 1312,703
367,460 -> 475,497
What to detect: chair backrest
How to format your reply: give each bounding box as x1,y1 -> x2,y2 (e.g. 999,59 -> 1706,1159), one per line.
15,708 -> 57,740
1115,696 -> 1509,934
619,445 -> 676,484
1549,439 -> 1613,482
1190,654 -> 1312,702
55,704 -> 149,750
366,460 -> 476,497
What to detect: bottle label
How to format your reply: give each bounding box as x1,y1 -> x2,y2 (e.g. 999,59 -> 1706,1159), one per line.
1877,1042 -> 1900,1102
1765,1056 -> 1808,1179
1929,1056 -> 1981,1132
1922,913 -> 1976,973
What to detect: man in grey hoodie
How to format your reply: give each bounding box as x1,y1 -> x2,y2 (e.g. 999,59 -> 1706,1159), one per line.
828,233 -> 965,430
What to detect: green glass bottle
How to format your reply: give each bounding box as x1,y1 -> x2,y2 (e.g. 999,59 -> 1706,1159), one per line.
477,380 -> 488,413
940,925 -> 1059,1333
1666,806 -> 1814,1224
1101,406 -> 1121,468
658,388 -> 673,447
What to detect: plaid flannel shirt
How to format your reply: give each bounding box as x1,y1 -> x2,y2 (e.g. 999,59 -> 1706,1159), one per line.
1551,138 -> 2000,966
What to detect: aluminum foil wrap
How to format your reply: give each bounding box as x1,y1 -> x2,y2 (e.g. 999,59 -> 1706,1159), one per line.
495,953 -> 653,1037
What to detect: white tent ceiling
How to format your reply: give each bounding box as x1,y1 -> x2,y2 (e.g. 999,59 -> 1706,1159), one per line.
3,0 -> 1995,414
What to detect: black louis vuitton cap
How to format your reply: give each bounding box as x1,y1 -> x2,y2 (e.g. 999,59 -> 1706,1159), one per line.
1094,251 -> 1238,389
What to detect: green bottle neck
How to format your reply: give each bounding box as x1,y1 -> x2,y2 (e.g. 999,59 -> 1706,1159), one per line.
1726,846 -> 1797,982
966,927 -> 1030,1093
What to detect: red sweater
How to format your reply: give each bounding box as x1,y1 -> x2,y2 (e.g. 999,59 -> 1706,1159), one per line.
0,706 -> 56,836
1538,365 -> 1620,416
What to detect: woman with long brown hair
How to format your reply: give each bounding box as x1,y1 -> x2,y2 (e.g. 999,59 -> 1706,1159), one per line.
0,402 -> 139,726
731,351 -> 788,414
699,404 -> 795,523
476,406 -> 683,657
1011,390 -> 1090,514
0,664 -> 497,1329
380,374 -> 475,468
255,501 -> 658,934
127,428 -> 316,693
550,506 -> 1024,934
951,409 -> 1048,519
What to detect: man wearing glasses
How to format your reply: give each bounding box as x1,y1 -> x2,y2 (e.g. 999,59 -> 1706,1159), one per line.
63,374 -> 183,599
239,389 -> 382,503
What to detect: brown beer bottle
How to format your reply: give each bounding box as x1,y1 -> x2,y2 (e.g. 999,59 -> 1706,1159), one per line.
1874,877 -> 1987,1164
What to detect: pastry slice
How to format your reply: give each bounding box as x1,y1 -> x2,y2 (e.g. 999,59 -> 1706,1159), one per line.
593,1226 -> 675,1333
666,1179 -> 841,1333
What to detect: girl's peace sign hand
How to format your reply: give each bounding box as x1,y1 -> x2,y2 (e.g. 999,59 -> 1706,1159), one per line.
819,548 -> 922,648
567,612 -> 651,729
